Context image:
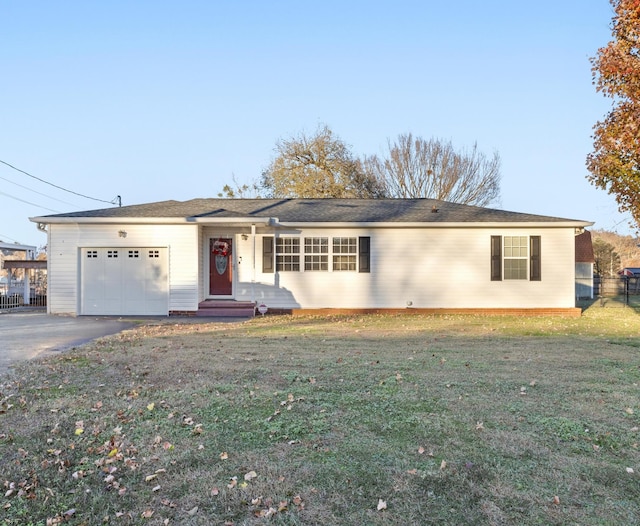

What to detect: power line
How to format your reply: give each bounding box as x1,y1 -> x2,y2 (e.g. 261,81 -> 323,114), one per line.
0,190 -> 60,213
0,158 -> 119,205
0,233 -> 22,244
0,172 -> 80,208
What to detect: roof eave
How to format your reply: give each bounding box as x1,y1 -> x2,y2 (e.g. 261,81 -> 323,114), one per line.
29,216 -> 273,225
275,221 -> 595,228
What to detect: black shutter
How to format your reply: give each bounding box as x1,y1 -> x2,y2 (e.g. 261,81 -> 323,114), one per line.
530,236 -> 541,281
491,236 -> 502,281
262,236 -> 274,273
359,236 -> 370,273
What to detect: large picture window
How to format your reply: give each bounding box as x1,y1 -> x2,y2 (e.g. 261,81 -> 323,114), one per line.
264,236 -> 370,273
491,235 -> 541,281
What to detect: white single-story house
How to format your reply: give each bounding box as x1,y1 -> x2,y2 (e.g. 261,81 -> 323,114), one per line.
30,198 -> 593,317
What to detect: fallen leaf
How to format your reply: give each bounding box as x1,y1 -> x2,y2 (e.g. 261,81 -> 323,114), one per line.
211,487 -> 219,496
147,403 -> 155,411
625,408 -> 634,415
418,446 -> 425,454
377,498 -> 387,511
219,452 -> 228,460
145,474 -> 158,482
626,467 -> 634,474
141,509 -> 154,518
187,506 -> 198,516
440,460 -> 447,471
244,470 -> 258,481
552,496 -> 560,505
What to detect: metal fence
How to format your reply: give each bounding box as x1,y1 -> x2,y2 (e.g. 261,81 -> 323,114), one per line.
0,274 -> 47,310
579,276 -> 640,309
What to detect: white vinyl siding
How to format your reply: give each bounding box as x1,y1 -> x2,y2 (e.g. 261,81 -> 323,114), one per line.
46,224 -> 199,315
248,227 -> 576,310
46,222 -> 579,315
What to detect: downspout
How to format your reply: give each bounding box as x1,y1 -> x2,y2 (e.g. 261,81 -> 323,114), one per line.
36,222 -> 49,313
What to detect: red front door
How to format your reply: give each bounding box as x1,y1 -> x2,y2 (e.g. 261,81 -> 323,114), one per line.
209,238 -> 233,296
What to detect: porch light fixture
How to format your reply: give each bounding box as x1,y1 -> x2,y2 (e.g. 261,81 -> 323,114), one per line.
241,233 -> 249,240
118,230 -> 127,238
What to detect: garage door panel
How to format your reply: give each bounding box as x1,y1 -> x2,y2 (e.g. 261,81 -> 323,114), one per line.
81,247 -> 168,315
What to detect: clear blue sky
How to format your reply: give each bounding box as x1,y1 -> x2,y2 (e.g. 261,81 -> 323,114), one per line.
1,0 -> 633,248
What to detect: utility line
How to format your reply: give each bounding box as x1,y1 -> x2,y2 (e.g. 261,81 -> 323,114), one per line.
0,233 -> 21,243
0,158 -> 118,205
0,172 -> 80,208
0,190 -> 60,213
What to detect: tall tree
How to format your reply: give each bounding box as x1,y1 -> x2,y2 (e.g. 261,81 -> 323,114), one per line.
362,134 -> 501,206
217,174 -> 261,198
587,0 -> 640,228
592,237 -> 621,276
261,124 -> 386,198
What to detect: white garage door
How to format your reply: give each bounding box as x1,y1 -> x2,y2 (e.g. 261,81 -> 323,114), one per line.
81,247 -> 169,315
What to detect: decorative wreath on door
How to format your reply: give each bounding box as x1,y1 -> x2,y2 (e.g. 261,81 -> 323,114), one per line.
212,239 -> 230,257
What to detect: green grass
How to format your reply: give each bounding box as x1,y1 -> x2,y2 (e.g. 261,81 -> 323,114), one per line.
1,307 -> 640,525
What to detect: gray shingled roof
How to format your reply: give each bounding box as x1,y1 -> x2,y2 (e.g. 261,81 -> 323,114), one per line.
33,198 -> 590,224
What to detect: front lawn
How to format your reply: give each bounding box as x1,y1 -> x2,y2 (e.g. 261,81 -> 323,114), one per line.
2,308 -> 640,525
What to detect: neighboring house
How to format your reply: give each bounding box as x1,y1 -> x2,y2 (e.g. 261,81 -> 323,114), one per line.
30,198 -> 593,317
0,241 -> 38,301
575,230 -> 595,300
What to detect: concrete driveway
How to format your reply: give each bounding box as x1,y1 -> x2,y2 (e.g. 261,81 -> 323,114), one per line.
0,311 -> 136,376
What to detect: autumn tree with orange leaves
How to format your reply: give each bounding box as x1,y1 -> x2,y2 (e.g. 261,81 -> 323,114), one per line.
587,0 -> 640,228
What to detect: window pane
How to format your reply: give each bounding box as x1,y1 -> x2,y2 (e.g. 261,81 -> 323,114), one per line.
504,259 -> 527,279
305,255 -> 328,271
333,237 -> 357,271
503,236 -> 528,279
333,237 -> 357,254
304,237 -> 328,253
276,255 -> 300,271
276,238 -> 300,271
333,255 -> 356,271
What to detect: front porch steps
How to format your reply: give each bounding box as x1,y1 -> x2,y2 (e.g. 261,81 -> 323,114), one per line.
196,300 -> 256,318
